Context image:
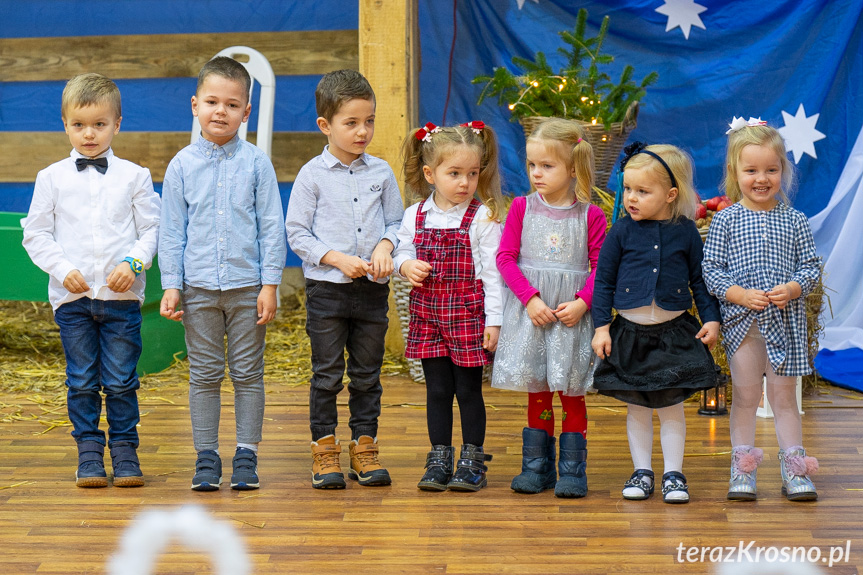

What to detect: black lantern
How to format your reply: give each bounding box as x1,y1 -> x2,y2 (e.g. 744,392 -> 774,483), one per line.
699,366 -> 728,415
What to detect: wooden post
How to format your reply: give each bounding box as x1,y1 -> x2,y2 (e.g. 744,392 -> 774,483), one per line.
359,0 -> 418,356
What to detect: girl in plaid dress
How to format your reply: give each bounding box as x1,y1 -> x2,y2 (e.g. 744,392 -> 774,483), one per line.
591,143 -> 721,504
703,120 -> 822,502
491,119 -> 607,498
393,122 -> 506,492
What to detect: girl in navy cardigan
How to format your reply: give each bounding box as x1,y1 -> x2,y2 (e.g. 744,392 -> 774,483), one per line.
591,143 -> 721,504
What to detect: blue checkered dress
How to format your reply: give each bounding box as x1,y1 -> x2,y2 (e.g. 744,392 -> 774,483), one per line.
703,202 -> 821,375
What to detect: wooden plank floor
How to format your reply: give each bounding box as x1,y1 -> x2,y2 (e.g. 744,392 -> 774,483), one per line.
1,380 -> 861,574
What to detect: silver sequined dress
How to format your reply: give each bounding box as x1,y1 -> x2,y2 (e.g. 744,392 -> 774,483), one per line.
492,193 -> 595,395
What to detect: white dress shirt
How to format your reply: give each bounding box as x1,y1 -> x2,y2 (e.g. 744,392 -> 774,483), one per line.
23,148 -> 161,310
393,192 -> 504,326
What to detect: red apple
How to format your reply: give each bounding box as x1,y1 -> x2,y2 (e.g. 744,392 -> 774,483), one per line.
717,200 -> 733,211
695,203 -> 707,219
706,196 -> 721,211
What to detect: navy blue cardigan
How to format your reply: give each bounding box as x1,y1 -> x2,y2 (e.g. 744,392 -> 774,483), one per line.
591,215 -> 721,328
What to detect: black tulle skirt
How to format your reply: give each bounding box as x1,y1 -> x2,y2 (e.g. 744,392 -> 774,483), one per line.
593,312 -> 718,408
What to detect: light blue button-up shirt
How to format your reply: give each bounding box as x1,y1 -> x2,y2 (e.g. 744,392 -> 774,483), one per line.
285,146 -> 404,283
159,136 -> 287,291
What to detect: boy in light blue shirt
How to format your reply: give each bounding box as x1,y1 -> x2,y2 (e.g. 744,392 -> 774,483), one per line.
159,56 -> 287,491
285,69 -> 403,489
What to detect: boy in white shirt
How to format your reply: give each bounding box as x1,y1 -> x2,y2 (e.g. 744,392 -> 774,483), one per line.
23,73 -> 160,488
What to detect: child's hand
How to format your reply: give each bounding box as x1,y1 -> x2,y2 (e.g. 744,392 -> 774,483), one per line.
526,295 -> 557,326
695,320 -> 720,350
63,270 -> 90,294
553,298 -> 587,327
322,251 -> 372,279
370,241 -> 395,281
160,289 -> 184,321
400,259 -> 432,287
483,326 -> 500,352
728,286 -> 770,311
766,282 -> 800,310
106,261 -> 136,293
591,326 -> 612,359
256,285 -> 278,325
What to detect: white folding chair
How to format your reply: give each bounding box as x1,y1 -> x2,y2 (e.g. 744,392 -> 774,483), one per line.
191,46 -> 276,158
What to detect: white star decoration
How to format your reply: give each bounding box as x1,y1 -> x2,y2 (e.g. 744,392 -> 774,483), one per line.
516,0 -> 539,9
778,104 -> 826,163
655,0 -> 707,39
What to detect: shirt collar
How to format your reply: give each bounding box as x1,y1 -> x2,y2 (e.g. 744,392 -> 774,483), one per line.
70,148 -> 114,162
321,145 -> 368,170
421,191 -> 473,214
195,134 -> 240,157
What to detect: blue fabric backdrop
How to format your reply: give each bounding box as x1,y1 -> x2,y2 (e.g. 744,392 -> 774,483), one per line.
417,0 -> 863,217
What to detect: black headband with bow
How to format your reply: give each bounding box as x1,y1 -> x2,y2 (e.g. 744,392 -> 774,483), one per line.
620,141 -> 678,190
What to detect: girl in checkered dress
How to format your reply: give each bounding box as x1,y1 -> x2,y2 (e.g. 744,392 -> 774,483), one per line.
393,122 -> 506,492
703,121 -> 822,502
591,143 -> 722,504
491,119 -> 607,498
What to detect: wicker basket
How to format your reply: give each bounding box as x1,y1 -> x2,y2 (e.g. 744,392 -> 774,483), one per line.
392,277 -> 426,382
519,101 -> 640,190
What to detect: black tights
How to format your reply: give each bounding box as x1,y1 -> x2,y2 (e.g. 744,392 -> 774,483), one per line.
422,357 -> 486,447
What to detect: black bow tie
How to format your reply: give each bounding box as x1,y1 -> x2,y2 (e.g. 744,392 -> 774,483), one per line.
75,157 -> 109,174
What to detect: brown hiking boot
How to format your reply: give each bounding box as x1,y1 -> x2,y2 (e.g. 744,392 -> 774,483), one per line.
311,435 -> 345,489
348,436 -> 392,486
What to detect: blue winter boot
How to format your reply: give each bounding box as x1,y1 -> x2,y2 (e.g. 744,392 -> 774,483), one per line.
554,432 -> 587,498
511,427 -> 557,494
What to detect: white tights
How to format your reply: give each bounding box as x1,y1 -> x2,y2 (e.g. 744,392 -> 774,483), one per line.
626,402 -> 686,474
728,326 -> 802,450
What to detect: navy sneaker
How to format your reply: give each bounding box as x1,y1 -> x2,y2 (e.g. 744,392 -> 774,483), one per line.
191,450 -> 222,491
76,440 -> 108,488
110,441 -> 145,487
230,447 -> 260,490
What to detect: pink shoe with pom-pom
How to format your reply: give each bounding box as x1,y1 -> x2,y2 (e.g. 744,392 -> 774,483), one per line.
727,445 -> 763,501
778,447 -> 818,501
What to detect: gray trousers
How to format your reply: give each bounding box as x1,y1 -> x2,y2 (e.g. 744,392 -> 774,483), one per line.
181,285 -> 266,452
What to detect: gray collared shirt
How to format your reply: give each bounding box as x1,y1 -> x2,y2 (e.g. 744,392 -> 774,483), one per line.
159,135 -> 287,291
285,146 -> 404,283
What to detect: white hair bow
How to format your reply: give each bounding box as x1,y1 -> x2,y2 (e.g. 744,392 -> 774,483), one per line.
725,116 -> 768,134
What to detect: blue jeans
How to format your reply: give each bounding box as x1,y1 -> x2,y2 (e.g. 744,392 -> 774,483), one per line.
181,285 -> 266,452
305,278 -> 389,440
54,297 -> 143,447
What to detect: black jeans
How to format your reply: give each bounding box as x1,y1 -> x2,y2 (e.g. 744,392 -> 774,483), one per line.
305,278 -> 389,440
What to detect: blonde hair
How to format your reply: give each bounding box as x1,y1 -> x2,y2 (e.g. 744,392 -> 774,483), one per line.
723,124 -> 794,204
624,144 -> 697,221
401,123 -> 506,222
526,118 -> 595,204
62,73 -> 122,119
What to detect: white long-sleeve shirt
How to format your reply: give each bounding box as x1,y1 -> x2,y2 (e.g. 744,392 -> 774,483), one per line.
23,149 -> 161,310
393,192 -> 504,326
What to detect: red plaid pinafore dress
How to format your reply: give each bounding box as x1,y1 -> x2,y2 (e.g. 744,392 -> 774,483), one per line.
405,198 -> 489,367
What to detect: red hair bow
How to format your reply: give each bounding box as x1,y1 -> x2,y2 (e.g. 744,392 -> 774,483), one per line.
460,120 -> 485,134
415,121 -> 441,143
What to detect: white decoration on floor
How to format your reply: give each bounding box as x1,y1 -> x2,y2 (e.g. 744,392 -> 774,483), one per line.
107,506 -> 250,575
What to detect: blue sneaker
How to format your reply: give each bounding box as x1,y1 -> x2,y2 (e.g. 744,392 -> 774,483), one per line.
231,447 -> 260,490
191,450 -> 222,491
76,440 -> 108,488
110,442 -> 145,487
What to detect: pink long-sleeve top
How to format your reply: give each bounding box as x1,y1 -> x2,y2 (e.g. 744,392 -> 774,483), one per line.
496,195 -> 607,309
